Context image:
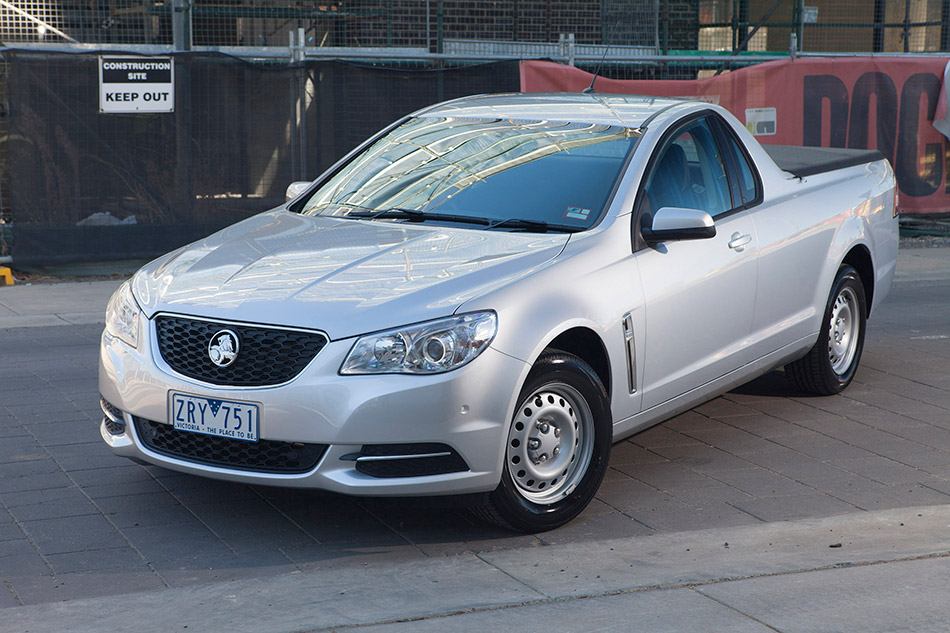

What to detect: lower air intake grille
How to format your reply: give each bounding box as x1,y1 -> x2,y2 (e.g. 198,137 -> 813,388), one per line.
354,443 -> 469,478
104,417 -> 126,436
100,397 -> 126,436
133,417 -> 327,474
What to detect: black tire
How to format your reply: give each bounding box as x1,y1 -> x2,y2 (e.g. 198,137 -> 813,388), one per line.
785,265 -> 867,395
473,351 -> 611,533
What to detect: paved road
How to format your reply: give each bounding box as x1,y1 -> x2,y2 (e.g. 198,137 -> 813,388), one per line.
1,248 -> 949,630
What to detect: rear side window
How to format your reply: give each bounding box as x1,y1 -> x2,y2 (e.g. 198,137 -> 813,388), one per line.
718,125 -> 760,209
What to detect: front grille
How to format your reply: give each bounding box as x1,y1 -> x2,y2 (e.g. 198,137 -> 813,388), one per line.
133,417 -> 327,474
352,443 -> 469,478
155,315 -> 327,387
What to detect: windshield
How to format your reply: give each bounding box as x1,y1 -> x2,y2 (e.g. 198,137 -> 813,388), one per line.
300,116 -> 640,232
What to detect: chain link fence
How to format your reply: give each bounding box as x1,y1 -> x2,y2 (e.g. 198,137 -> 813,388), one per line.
699,0 -> 950,54
1,50 -> 519,264
0,0 -> 171,44
0,1 -> 660,50
4,1 -> 950,52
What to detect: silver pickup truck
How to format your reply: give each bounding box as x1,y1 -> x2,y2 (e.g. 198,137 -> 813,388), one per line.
99,93 -> 899,532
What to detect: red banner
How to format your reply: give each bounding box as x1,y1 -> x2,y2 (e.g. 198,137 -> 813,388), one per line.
521,58 -> 950,216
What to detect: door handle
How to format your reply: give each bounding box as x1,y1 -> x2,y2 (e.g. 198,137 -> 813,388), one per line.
728,232 -> 752,251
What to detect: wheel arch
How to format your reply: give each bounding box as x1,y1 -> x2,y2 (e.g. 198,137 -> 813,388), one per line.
543,326 -> 612,400
842,244 -> 874,317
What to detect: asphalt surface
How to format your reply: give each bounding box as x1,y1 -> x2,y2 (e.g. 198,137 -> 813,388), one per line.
1,247 -> 949,632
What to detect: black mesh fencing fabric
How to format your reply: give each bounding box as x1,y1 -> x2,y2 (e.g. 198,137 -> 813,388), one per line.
3,51 -> 518,265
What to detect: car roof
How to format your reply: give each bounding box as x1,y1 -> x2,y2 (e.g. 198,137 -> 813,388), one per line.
418,92 -> 691,128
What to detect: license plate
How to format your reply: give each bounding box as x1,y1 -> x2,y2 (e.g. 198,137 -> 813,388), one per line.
170,392 -> 259,442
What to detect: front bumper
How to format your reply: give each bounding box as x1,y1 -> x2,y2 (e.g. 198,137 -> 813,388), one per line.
98,319 -> 529,496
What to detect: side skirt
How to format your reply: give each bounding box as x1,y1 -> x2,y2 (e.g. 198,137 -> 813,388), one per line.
610,334 -> 818,442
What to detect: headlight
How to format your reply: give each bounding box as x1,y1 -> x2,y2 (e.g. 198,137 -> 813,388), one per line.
105,280 -> 142,348
341,311 -> 497,375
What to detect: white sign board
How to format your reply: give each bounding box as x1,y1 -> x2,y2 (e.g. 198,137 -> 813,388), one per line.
99,56 -> 174,113
745,107 -> 777,136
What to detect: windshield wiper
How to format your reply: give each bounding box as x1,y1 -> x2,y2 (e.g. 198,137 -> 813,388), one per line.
486,218 -> 580,233
345,209 -> 580,233
346,208 -> 493,227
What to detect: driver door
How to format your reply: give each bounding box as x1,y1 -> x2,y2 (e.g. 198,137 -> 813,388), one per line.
635,115 -> 759,410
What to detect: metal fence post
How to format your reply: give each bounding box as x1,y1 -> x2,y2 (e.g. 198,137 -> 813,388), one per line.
660,0 -> 669,55
731,0 -> 740,53
172,0 -> 192,51
873,0 -> 886,52
287,28 -> 309,182
174,57 -> 194,219
0,58 -> 7,230
793,0 -> 804,52
436,1 -> 444,54
559,33 -> 576,65
386,0 -> 393,47
903,0 -> 911,53
289,31 -> 300,183
513,0 -> 521,41
736,0 -> 749,53
941,0 -> 950,52
297,28 -> 308,181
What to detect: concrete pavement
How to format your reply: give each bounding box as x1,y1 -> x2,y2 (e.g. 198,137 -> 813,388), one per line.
0,280 -> 122,329
4,505 -> 949,632
1,246 -> 950,632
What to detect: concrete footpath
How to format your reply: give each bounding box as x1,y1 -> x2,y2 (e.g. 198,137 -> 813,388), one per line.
4,505 -> 949,632
0,280 -> 122,329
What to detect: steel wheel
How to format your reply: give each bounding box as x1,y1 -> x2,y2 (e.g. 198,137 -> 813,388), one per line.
785,264 -> 867,395
828,286 -> 860,375
506,383 -> 594,505
473,351 -> 611,533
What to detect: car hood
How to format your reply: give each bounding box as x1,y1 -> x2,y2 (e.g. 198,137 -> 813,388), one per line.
132,211 -> 568,340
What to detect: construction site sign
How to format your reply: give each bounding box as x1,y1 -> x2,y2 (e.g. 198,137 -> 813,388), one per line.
99,56 -> 174,113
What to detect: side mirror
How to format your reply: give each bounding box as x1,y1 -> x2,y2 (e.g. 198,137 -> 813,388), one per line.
641,207 -> 716,243
285,181 -> 313,203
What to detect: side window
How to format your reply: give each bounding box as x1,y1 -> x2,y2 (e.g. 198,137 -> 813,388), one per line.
719,126 -> 760,208
642,118 -> 732,219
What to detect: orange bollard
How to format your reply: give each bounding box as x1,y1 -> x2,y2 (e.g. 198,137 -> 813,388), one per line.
0,266 -> 13,286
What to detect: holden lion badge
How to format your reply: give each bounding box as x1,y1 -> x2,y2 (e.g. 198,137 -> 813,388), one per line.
208,330 -> 239,367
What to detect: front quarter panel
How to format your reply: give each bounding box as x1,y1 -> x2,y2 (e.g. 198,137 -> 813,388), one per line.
460,219 -> 645,429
